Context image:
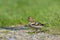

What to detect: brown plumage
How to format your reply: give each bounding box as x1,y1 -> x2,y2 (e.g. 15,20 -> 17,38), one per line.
27,16 -> 34,22
27,16 -> 44,27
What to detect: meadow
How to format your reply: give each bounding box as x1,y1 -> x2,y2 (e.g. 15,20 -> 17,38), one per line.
0,0 -> 60,34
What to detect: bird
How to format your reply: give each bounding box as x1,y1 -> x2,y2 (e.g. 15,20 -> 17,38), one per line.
26,16 -> 44,28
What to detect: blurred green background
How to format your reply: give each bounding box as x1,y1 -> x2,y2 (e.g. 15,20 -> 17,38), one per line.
0,0 -> 60,32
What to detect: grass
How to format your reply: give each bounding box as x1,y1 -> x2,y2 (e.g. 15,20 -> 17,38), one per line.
0,0 -> 60,34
